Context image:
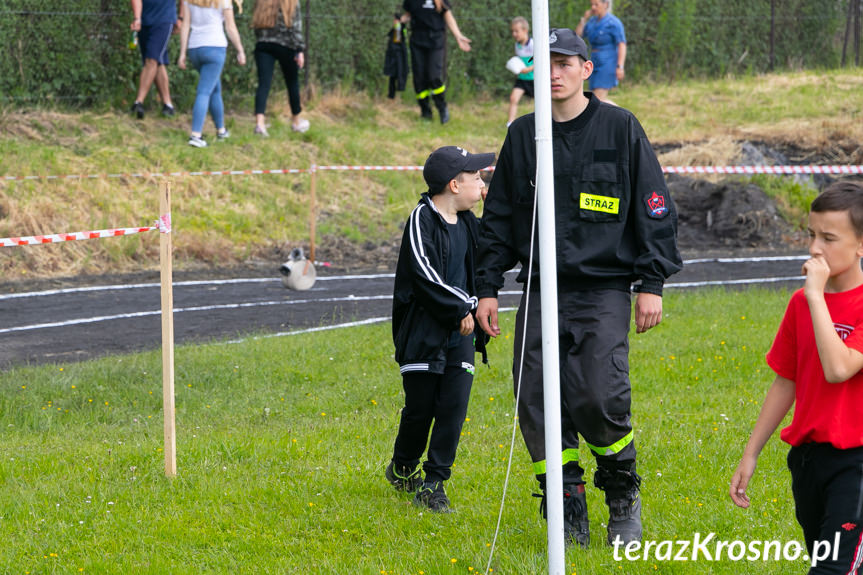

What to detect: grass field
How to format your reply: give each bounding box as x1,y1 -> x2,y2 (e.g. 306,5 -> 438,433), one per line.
0,287 -> 811,574
1,69 -> 862,279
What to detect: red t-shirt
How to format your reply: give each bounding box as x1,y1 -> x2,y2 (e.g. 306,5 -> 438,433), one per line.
766,283 -> 863,449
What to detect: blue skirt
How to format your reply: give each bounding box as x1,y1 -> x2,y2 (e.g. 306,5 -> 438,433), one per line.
590,48 -> 618,90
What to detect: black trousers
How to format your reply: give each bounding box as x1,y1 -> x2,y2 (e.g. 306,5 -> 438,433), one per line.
254,42 -> 302,116
392,336 -> 474,483
788,443 -> 863,574
513,288 -> 635,486
409,40 -> 446,106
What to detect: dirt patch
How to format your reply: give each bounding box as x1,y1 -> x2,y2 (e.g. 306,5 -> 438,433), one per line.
668,175 -> 804,251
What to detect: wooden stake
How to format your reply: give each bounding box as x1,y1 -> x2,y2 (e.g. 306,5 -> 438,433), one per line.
159,181 -> 177,477
309,164 -> 317,263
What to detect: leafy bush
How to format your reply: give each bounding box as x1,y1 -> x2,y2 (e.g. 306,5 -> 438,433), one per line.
0,0 -> 848,108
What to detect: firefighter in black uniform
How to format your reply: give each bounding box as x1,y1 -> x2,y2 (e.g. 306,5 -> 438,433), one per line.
475,28 -> 682,547
400,0 -> 472,124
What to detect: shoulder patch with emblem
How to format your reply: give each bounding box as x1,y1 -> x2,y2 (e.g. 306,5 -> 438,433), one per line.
645,191 -> 669,219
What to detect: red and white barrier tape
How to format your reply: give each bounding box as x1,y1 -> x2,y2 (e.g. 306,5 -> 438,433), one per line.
0,217 -> 169,248
2,165 -> 861,182
315,165 -> 424,172
663,165 -> 863,175
1,168 -> 309,182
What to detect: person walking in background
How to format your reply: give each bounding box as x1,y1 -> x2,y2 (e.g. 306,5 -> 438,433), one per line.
506,16 -> 534,127
130,0 -> 179,118
475,28 -> 681,547
575,0 -> 626,104
178,0 -> 246,148
401,0 -> 472,124
252,0 -> 308,137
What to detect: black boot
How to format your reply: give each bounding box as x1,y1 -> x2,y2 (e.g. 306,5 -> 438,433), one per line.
534,483 -> 590,548
595,463 -> 642,545
433,94 -> 449,124
418,97 -> 433,120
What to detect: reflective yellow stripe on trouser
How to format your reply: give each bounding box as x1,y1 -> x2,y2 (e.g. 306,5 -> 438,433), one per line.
416,90 -> 430,99
431,84 -> 446,95
532,448 -> 579,476
584,430 -> 635,457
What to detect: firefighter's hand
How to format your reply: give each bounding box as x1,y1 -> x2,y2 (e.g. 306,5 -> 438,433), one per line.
634,292 -> 662,333
476,297 -> 500,337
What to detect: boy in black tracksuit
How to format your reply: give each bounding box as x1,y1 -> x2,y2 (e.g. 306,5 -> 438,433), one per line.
387,145 -> 494,512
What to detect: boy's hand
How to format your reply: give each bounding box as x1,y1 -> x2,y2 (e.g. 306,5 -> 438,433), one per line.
729,456 -> 756,508
476,297 -> 500,337
456,34 -> 472,52
459,313 -> 474,336
634,292 -> 662,333
802,255 -> 830,298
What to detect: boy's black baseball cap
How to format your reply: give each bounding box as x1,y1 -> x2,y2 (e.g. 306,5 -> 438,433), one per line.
548,27 -> 589,60
423,146 -> 495,194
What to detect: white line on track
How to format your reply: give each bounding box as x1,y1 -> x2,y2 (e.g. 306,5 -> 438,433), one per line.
0,294 -> 392,334
0,255 -> 804,300
0,274 -> 396,301
0,274 -> 804,335
222,317 -> 392,344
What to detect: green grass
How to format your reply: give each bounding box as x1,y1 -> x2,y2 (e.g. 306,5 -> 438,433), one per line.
0,287 -> 812,574
749,173 -> 820,230
1,68 -> 862,279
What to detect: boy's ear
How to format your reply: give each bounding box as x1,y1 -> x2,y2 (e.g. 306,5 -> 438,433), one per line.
448,178 -> 459,194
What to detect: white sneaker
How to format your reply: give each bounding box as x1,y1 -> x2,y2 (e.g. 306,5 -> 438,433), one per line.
292,118 -> 310,133
188,135 -> 207,148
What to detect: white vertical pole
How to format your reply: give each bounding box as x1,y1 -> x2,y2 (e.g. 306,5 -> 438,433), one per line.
159,181 -> 177,477
530,1 -> 565,573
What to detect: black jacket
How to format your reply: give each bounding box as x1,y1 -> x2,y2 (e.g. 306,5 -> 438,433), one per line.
393,194 -> 488,374
383,24 -> 409,92
477,94 -> 682,298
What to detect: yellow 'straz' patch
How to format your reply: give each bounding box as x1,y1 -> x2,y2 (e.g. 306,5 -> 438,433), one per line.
579,193 -> 620,214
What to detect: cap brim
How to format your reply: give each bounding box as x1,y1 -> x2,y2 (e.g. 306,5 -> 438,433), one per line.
463,153 -> 495,172
550,47 -> 587,57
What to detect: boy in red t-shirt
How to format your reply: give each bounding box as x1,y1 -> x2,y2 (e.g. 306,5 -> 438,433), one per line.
730,181 -> 863,573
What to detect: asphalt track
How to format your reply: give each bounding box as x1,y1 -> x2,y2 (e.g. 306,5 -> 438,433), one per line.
0,254 -> 808,369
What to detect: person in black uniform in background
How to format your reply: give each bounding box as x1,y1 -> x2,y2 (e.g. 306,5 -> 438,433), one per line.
400,0 -> 472,124
475,28 -> 682,547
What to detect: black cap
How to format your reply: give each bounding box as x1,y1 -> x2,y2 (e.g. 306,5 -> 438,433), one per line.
423,146 -> 495,194
548,27 -> 589,60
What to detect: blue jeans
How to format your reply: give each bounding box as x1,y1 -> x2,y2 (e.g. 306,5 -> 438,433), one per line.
188,46 -> 226,134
